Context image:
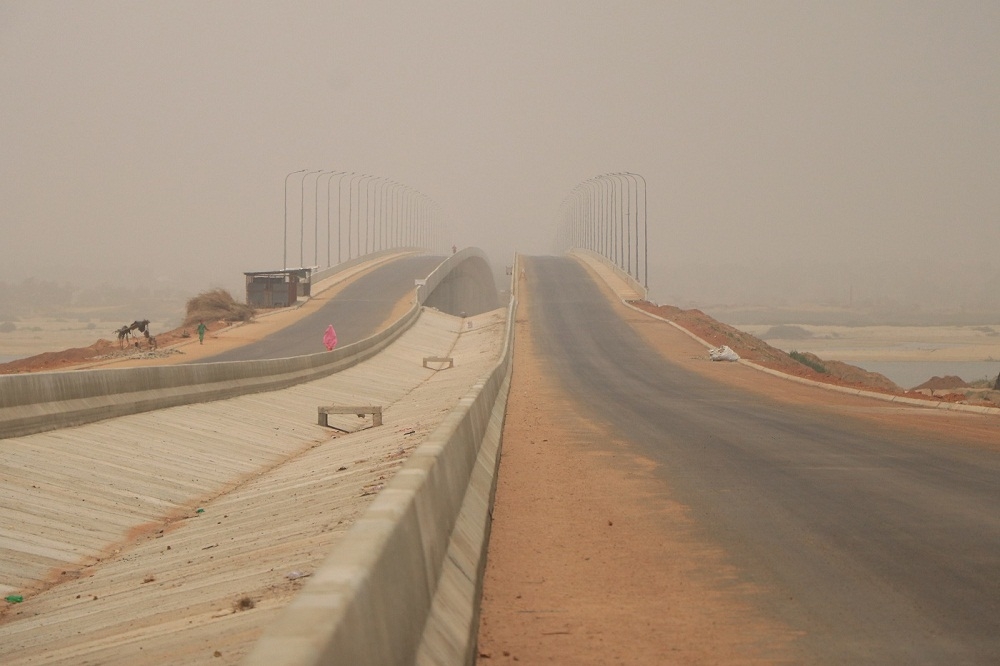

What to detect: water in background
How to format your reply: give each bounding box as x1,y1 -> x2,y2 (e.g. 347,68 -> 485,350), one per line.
847,360 -> 1000,390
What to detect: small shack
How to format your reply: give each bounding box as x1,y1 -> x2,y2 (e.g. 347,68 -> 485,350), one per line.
244,268 -> 312,308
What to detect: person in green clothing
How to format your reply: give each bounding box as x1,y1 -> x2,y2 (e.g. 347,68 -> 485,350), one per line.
197,320 -> 207,344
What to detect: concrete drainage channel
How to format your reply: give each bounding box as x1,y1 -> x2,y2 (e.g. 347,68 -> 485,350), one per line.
0,255 -> 518,666
246,295 -> 515,665
243,253 -> 518,664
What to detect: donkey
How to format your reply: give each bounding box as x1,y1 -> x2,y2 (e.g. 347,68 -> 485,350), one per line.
115,325 -> 132,349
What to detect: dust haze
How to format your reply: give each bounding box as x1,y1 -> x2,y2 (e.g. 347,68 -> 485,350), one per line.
2,2 -> 998,323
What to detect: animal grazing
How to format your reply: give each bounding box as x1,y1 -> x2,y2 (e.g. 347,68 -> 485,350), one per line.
116,319 -> 156,350
115,325 -> 132,349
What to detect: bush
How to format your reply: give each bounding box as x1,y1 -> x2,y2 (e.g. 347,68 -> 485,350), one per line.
0,321 -> 15,333
183,289 -> 254,327
789,350 -> 828,374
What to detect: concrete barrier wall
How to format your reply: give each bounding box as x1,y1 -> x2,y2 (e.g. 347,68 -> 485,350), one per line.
423,254 -> 499,317
244,257 -> 518,666
571,247 -> 647,300
416,247 -> 493,306
415,274 -> 516,664
0,304 -> 421,440
309,247 -> 421,285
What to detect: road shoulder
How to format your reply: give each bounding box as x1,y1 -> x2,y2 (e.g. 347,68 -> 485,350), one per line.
476,267 -> 802,664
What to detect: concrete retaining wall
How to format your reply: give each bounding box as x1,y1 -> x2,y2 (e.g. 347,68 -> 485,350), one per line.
0,304 -> 421,440
244,257 -> 518,666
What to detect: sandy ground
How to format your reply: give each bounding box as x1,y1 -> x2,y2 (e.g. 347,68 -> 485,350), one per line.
0,318 -> 172,362
476,261 -> 1000,665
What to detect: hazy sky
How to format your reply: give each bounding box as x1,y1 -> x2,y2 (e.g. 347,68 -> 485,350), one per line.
2,1 -> 998,308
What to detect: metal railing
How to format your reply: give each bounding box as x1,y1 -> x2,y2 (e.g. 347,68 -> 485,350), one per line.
557,172 -> 648,291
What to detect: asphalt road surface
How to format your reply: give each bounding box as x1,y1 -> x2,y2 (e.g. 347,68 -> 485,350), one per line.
198,254 -> 445,362
525,256 -> 1000,664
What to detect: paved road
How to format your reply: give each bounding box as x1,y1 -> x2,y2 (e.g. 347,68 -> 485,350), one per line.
198,254 -> 445,362
526,256 -> 1000,664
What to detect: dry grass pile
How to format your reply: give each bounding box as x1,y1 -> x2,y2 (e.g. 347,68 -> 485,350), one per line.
183,289 -> 254,327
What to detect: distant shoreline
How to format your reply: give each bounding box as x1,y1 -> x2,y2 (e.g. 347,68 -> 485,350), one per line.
846,360 -> 999,389
711,308 -> 1000,329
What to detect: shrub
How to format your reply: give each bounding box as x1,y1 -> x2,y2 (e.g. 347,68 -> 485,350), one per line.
0,321 -> 15,333
789,350 -> 828,374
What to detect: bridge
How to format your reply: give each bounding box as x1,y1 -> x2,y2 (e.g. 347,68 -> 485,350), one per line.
2,246 -> 1000,665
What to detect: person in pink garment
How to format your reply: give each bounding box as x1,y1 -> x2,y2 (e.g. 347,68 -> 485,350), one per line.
323,324 -> 337,351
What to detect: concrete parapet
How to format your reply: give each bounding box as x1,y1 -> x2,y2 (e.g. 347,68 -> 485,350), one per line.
569,247 -> 646,301
418,247 -> 499,317
416,358 -> 510,664
0,304 -> 421,440
309,248 -> 418,287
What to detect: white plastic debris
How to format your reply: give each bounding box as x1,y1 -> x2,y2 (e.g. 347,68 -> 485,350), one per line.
709,345 -> 740,362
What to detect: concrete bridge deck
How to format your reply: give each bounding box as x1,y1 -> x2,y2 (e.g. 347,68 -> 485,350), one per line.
0,306 -> 507,665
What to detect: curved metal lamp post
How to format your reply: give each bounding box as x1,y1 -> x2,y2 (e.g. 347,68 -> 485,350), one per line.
299,170 -> 323,268
313,170 -> 334,267
281,168 -> 441,266
322,171 -> 347,267
560,172 -> 648,289
284,169 -> 307,270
